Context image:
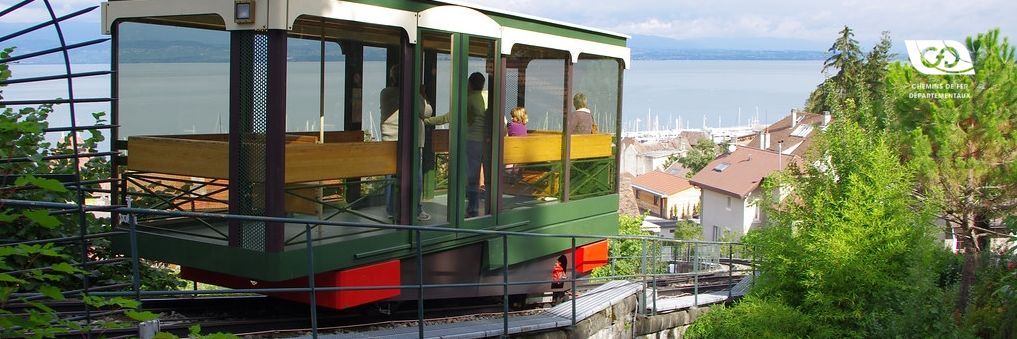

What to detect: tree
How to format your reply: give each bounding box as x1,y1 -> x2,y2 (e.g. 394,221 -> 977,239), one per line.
688,122 -> 960,337
883,29 -> 1017,317
863,31 -> 893,95
859,31 -> 894,127
592,214 -> 652,278
823,26 -> 863,89
672,220 -> 703,241
664,140 -> 717,178
806,27 -> 891,118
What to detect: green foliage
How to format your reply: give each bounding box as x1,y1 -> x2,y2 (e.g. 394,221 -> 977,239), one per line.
824,26 -> 863,88
663,140 -> 718,178
686,296 -> 834,339
692,122 -> 961,337
880,29 -> 1017,317
592,214 -> 652,278
1,48 -> 183,291
884,28 -> 1017,235
0,243 -> 157,337
1,47 -> 182,336
965,235 -> 1017,338
716,228 -> 743,259
672,220 -> 703,241
805,27 -> 1017,322
153,324 -> 239,339
807,27 -> 894,119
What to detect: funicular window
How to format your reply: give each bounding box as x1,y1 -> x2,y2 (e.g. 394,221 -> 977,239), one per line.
570,55 -> 622,200
118,19 -> 229,139
283,16 -> 405,226
284,34 -> 344,134
500,45 -> 568,210
418,32 -> 453,224
116,17 -> 233,233
115,14 -> 412,249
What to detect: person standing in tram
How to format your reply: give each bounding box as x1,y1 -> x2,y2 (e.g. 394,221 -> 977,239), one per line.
424,72 -> 490,217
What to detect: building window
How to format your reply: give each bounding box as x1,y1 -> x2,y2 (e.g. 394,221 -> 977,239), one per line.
726,196 -> 731,210
712,225 -> 720,241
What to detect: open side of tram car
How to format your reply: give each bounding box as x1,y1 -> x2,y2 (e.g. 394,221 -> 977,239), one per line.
104,0 -> 629,309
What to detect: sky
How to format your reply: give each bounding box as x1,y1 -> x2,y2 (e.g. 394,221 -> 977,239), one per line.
1,0 -> 1015,51
460,0 -> 1017,50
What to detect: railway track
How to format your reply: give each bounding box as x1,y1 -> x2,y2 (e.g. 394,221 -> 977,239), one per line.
12,294 -> 543,337
7,267 -> 748,336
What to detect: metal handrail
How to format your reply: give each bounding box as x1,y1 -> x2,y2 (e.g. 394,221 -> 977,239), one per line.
2,198 -> 751,337
2,198 -> 747,245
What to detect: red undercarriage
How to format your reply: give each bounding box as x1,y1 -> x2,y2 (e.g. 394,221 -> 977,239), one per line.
181,240 -> 609,310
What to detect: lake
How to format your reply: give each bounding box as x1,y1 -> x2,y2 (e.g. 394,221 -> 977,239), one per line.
2,59 -> 825,142
623,60 -> 825,131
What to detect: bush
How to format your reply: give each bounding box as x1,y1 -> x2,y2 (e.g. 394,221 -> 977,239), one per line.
592,214 -> 650,279
965,232 -> 1017,338
685,296 -> 835,338
699,122 -> 964,338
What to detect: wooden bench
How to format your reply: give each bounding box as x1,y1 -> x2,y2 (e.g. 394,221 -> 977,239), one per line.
126,131 -> 387,216
428,129 -> 613,164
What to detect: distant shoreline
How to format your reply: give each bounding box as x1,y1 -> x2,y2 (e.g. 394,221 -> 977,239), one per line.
13,55 -> 831,65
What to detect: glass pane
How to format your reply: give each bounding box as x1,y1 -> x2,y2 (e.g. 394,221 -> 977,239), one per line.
282,17 -> 403,226
419,32 -> 453,224
501,45 -> 568,210
570,56 -> 621,200
118,20 -> 229,138
285,37 -> 345,134
116,19 -> 231,237
464,38 -> 496,219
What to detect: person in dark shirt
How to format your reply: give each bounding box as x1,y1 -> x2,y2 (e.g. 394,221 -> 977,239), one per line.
424,72 -> 490,218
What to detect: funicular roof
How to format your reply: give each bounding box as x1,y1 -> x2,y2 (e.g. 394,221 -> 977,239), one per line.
102,0 -> 631,67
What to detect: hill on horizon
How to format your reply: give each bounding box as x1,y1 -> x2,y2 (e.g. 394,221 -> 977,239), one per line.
2,21 -> 852,63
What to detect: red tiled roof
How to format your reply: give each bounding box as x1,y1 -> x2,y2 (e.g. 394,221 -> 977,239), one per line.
631,170 -> 696,196
689,146 -> 794,198
747,111 -> 829,156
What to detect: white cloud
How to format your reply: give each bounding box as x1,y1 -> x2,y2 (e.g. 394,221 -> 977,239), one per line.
0,0 -> 102,23
3,0 -> 1012,49
460,0 -> 1017,47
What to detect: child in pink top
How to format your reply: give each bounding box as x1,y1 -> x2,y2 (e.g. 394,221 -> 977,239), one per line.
507,107 -> 528,136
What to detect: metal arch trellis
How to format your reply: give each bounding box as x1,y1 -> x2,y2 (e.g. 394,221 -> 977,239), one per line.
0,0 -> 114,334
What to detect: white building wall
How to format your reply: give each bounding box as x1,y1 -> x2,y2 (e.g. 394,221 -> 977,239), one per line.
621,145 -> 639,176
666,187 -> 701,219
650,156 -> 670,172
699,189 -> 745,241
742,190 -> 763,235
639,157 -> 652,175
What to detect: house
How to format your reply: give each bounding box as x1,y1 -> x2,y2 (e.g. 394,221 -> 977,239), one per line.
631,170 -> 700,220
689,146 -> 793,241
640,216 -> 686,239
620,139 -> 681,176
747,110 -> 831,156
620,133 -> 707,176
662,161 -> 692,178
